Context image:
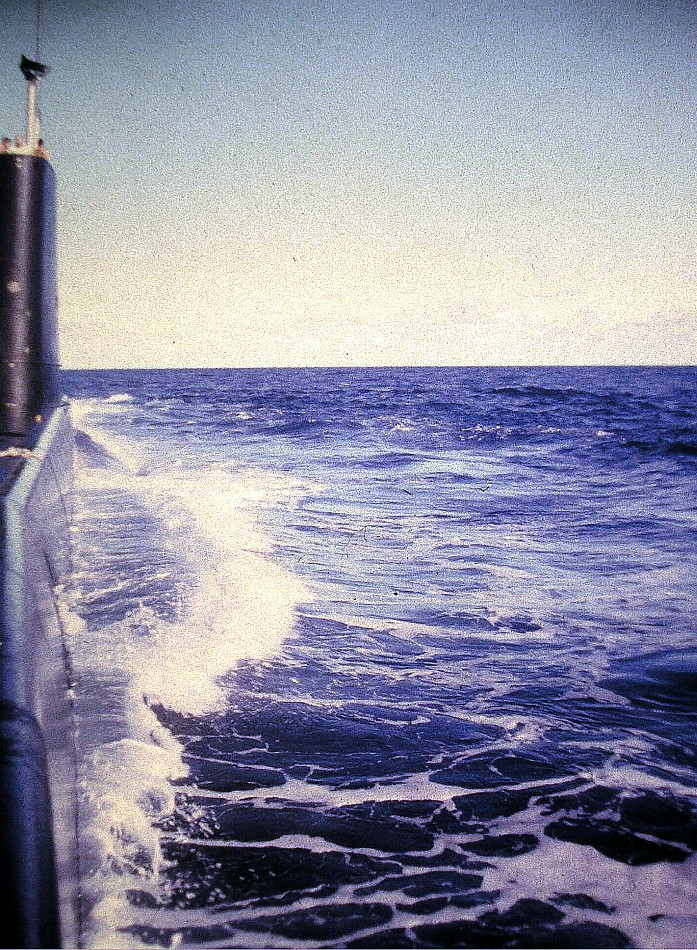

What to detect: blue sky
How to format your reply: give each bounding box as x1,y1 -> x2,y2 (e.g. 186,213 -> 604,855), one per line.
1,0 -> 694,367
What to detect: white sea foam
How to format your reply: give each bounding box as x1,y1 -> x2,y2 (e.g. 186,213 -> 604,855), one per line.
57,598 -> 186,949
482,836 -> 697,949
71,418 -> 310,716
104,393 -> 135,404
64,394 -> 312,947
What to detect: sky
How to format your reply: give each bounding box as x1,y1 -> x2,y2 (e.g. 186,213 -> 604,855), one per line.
1,0 -> 695,368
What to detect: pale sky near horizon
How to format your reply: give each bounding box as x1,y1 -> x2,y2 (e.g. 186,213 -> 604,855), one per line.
1,0 -> 695,368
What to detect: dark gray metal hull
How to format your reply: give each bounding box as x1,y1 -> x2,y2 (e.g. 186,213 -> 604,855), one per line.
0,405 -> 78,948
0,143 -> 77,945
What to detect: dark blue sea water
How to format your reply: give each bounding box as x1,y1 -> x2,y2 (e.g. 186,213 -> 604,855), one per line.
61,366 -> 697,950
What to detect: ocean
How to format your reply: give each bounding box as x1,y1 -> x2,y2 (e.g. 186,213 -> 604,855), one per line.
60,366 -> 697,950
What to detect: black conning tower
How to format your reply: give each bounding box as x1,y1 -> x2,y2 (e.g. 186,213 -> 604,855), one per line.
0,56 -> 59,442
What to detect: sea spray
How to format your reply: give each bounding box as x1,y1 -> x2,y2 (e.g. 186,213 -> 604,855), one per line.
64,395 -> 310,947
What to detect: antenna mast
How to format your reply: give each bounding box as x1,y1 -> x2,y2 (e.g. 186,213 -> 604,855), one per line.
36,0 -> 42,59
22,0 -> 48,149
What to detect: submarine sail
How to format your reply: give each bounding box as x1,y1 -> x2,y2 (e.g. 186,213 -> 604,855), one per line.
0,74 -> 60,438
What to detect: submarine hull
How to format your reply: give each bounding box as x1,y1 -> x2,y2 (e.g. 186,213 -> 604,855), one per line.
0,405 -> 78,949
0,145 -> 77,946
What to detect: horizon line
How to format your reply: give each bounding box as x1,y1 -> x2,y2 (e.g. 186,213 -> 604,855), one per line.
60,363 -> 697,372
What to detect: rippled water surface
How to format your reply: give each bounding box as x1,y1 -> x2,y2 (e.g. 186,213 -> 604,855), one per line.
61,367 -> 697,949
